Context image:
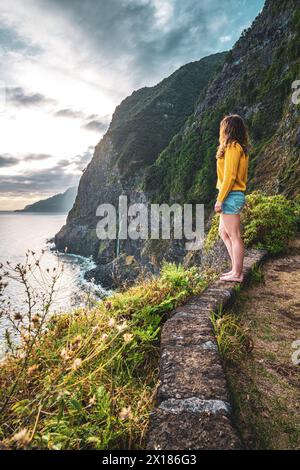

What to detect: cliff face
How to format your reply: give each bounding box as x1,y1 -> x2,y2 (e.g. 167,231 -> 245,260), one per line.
146,0 -> 300,205
55,53 -> 226,267
55,0 -> 300,287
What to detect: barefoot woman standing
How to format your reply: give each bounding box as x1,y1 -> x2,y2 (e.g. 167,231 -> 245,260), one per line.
214,115 -> 249,282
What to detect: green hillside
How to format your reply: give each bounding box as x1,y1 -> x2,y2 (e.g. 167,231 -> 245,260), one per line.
145,0 -> 300,207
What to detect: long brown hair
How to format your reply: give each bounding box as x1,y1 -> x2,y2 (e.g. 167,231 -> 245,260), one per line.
216,114 -> 249,159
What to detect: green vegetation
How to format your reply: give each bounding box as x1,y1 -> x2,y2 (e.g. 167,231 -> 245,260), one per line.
220,240 -> 300,449
109,53 -> 226,175
205,192 -> 299,255
211,309 -> 253,364
145,2 -> 300,205
0,195 -> 298,450
242,193 -> 298,254
2,1 -> 300,451
249,265 -> 265,284
204,212 -> 220,253
0,263 -> 209,449
228,368 -> 300,449
145,99 -> 231,205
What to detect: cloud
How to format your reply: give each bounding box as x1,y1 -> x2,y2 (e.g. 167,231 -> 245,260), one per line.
0,154 -> 19,167
41,0 -> 264,85
0,147 -> 93,196
82,119 -> 109,133
0,0 -> 265,208
53,105 -> 111,134
0,0 -> 265,95
54,108 -> 110,134
220,35 -> 232,43
54,108 -> 85,119
0,152 -> 53,169
54,107 -> 110,133
6,86 -> 55,107
0,165 -> 80,195
56,158 -> 71,168
23,153 -> 52,161
0,21 -> 40,55
0,1 -> 265,115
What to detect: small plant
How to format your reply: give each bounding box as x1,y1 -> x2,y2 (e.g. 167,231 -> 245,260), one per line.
211,310 -> 253,363
0,250 -> 64,357
250,265 -> 265,284
232,283 -> 242,296
0,251 -> 64,417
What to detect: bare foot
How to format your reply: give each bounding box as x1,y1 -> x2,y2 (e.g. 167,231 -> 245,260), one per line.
220,274 -> 244,283
221,270 -> 233,276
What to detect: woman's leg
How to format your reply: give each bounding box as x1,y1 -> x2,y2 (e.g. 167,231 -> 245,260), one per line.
220,214 -> 244,281
218,215 -> 233,273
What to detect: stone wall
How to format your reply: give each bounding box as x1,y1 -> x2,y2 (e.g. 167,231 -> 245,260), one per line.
146,249 -> 267,450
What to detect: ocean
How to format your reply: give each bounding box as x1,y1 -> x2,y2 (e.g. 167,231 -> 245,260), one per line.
0,211 -> 107,354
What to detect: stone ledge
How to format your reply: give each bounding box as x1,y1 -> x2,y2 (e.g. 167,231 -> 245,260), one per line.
160,311 -> 213,347
146,398 -> 241,450
157,345 -> 230,403
159,397 -> 231,414
146,249 -> 267,450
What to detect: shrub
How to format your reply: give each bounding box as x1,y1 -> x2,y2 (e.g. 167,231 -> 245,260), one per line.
205,192 -> 298,255
211,310 -> 253,363
294,194 -> 300,230
204,214 -> 220,252
242,192 -> 298,254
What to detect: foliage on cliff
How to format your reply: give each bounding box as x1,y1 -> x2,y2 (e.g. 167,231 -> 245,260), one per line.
145,0 -> 300,205
55,53 -> 226,261
108,53 -> 226,175
56,0 -> 299,278
205,191 -> 300,255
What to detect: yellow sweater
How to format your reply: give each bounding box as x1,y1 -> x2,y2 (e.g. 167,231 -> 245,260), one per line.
216,142 -> 249,202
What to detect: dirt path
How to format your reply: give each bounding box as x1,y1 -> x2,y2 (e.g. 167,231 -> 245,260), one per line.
225,238 -> 300,449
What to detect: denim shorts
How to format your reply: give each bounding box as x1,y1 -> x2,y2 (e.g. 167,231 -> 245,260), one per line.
222,191 -> 245,215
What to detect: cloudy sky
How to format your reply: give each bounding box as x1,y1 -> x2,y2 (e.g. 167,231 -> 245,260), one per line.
0,0 -> 264,210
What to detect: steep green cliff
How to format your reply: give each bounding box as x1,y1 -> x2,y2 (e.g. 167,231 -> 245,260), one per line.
145,0 -> 300,206
55,0 -> 300,287
55,53 -> 226,264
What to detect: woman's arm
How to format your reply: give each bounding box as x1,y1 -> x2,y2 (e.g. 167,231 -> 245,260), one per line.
217,144 -> 242,203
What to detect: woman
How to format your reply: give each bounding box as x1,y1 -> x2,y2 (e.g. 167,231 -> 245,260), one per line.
214,114 -> 249,282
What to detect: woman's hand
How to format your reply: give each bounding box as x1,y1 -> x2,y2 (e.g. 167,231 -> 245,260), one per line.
214,201 -> 222,213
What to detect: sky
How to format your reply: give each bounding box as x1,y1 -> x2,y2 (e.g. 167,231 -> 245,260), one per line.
0,0 -> 264,210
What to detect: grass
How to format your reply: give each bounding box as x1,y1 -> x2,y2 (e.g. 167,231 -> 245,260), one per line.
211,308 -> 253,364
0,262 -> 210,450
214,243 -> 300,449
249,265 -> 265,284
227,362 -> 300,449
